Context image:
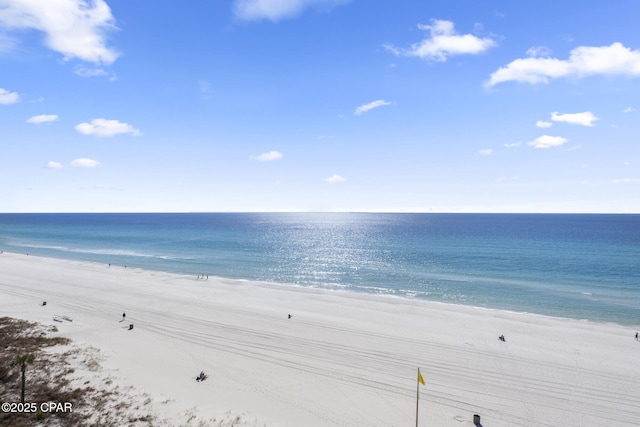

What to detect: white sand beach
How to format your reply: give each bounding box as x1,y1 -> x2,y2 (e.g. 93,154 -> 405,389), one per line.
1,251 -> 639,426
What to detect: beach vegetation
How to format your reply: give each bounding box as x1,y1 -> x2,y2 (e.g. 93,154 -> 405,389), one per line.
0,316 -> 161,427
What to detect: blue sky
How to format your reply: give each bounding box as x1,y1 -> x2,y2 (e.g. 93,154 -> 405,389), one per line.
1,0 -> 639,213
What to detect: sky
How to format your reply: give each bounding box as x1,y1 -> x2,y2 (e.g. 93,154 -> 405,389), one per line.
1,0 -> 639,213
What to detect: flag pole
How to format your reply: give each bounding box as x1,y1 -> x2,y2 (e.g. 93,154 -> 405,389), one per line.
416,368 -> 420,427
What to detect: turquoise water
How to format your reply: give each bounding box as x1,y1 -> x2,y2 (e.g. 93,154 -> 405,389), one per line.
0,213 -> 638,325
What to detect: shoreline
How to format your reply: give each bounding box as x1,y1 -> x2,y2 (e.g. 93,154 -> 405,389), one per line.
1,251 -> 640,426
2,249 -> 635,327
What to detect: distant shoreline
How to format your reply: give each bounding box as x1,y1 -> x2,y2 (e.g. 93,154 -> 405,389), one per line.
0,249 -> 635,327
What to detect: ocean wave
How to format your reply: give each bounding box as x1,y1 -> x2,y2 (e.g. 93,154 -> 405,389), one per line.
9,241 -> 178,260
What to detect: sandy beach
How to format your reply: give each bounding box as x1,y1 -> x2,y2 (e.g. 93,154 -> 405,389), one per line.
1,251 -> 639,426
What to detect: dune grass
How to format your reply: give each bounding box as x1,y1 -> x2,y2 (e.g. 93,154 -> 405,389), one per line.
0,316 -> 159,427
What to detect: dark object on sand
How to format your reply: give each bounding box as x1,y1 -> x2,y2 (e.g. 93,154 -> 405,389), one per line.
499,335 -> 506,342
196,371 -> 208,382
128,324 -> 134,330
41,301 -> 47,306
473,414 -> 481,425
288,314 -> 292,319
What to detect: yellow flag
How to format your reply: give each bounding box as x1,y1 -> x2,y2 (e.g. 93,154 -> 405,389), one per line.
418,369 -> 425,385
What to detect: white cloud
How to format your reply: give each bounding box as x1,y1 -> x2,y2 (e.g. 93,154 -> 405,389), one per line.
253,150 -> 283,162
478,149 -> 493,156
526,46 -> 552,58
74,65 -> 115,80
384,19 -> 496,62
75,118 -> 141,137
47,161 -> 63,169
233,0 -> 349,21
0,0 -> 119,64
487,42 -> 640,86
504,142 -> 522,148
71,158 -> 100,168
536,120 -> 552,128
551,111 -> 599,127
0,87 -> 19,104
527,135 -> 568,149
624,107 -> 636,113
324,174 -> 346,184
354,100 -> 393,115
26,114 -> 58,124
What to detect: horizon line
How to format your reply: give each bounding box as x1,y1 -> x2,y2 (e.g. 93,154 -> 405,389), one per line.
1,211 -> 638,215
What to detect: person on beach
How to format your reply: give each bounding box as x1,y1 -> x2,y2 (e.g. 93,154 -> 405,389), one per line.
122,313 -> 126,322
636,332 -> 638,341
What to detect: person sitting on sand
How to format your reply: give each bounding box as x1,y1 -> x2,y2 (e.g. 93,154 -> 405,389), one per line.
499,335 -> 506,342
196,371 -> 208,382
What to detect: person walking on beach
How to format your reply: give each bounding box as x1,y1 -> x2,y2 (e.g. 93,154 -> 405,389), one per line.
636,332 -> 638,341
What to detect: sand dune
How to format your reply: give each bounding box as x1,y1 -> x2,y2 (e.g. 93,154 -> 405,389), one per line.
1,252 -> 639,426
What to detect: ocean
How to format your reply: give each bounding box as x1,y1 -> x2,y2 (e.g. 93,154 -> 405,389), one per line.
0,213 -> 638,326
